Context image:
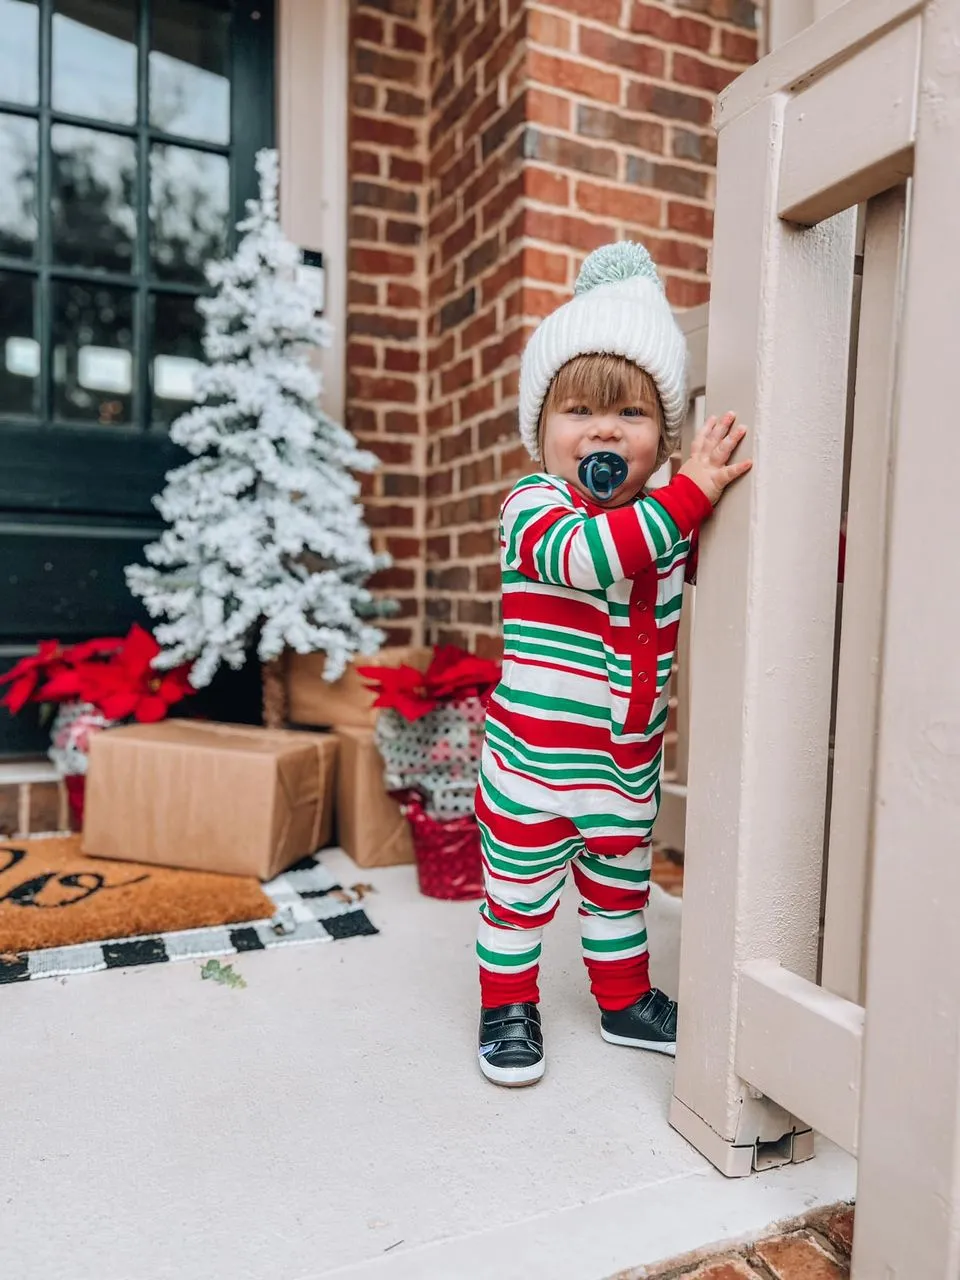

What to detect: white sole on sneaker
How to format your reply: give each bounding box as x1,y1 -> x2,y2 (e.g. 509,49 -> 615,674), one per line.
600,1027 -> 676,1056
477,1054 -> 545,1086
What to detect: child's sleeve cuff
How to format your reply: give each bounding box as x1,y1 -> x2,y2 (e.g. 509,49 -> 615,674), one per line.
648,474 -> 713,537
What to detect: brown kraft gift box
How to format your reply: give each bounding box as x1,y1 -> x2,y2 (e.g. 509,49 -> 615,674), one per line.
82,721 -> 338,880
286,645 -> 432,730
335,725 -> 414,868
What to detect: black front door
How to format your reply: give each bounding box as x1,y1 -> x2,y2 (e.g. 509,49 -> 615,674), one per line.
0,0 -> 275,752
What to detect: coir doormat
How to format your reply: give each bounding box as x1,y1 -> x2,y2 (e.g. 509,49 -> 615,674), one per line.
0,835 -> 273,954
0,838 -> 378,986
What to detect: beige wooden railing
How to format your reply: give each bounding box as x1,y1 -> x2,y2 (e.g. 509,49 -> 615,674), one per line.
669,1 -> 960,1275
653,305 -> 706,855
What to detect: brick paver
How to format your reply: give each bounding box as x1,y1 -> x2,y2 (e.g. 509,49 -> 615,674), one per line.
627,1203 -> 854,1280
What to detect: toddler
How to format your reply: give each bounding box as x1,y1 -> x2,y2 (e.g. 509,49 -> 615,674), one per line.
476,242 -> 751,1086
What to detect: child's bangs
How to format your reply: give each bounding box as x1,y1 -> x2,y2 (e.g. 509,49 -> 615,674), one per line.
546,354 -> 660,417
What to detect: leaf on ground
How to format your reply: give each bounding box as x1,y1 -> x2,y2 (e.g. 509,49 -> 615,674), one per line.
350,883 -> 376,900
331,888 -> 354,904
200,958 -> 246,989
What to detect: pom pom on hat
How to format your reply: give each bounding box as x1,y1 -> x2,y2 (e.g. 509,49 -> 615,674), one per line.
518,240 -> 687,462
573,241 -> 664,296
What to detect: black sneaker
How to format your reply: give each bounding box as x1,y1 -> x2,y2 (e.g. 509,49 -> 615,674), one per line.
478,1002 -> 545,1086
600,989 -> 677,1056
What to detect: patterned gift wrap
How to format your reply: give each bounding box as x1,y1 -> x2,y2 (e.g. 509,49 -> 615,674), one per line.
395,791 -> 483,902
374,695 -> 485,819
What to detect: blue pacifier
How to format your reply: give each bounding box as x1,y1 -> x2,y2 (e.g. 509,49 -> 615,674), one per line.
578,451 -> 628,501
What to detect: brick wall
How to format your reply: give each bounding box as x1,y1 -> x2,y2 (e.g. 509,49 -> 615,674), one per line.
347,0 -> 431,645
346,0 -> 760,656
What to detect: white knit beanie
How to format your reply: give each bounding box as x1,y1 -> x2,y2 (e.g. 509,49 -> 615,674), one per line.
518,241 -> 688,462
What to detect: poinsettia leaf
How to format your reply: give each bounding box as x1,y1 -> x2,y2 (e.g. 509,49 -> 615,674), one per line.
134,696 -> 169,723
97,690 -> 139,720
2,675 -> 37,715
119,624 -> 160,676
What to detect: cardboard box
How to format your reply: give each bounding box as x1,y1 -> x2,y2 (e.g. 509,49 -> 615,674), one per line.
83,721 -> 338,880
286,646 -> 432,730
335,725 -> 415,868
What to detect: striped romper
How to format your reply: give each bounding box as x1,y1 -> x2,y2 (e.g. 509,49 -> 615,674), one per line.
476,469 -> 712,1011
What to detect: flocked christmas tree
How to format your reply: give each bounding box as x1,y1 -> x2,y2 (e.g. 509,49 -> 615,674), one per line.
127,149 -> 390,723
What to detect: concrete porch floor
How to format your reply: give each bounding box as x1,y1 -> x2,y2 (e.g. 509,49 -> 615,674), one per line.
2,850 -> 855,1280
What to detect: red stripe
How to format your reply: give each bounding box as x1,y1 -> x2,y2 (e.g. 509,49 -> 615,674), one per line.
485,896 -> 561,929
572,860 -> 650,911
486,702 -> 662,764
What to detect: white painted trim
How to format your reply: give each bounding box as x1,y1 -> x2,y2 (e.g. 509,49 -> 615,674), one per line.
777,16 -> 920,224
736,962 -> 864,1156
717,0 -> 926,129
277,0 -> 349,424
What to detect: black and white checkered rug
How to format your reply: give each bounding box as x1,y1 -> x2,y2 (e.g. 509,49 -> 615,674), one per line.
0,852 -> 377,986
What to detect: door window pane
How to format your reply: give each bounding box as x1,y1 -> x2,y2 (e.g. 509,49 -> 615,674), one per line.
53,0 -> 137,125
151,292 -> 204,427
52,280 -> 134,425
0,114 -> 38,258
150,1 -> 231,145
0,0 -> 40,107
0,272 -> 38,417
52,124 -> 136,273
150,145 -> 229,285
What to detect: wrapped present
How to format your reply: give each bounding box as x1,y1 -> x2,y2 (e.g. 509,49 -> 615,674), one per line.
286,646 -> 432,729
334,726 -> 415,868
83,721 -> 337,880
356,645 -> 499,900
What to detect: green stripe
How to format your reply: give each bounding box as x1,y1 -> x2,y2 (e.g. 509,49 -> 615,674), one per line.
579,854 -> 651,884
494,685 -> 610,722
477,940 -> 542,967
581,930 -> 648,954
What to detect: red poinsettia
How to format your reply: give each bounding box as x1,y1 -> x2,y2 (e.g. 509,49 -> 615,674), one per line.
0,639 -> 67,713
1,625 -> 193,723
73,625 -> 194,723
357,645 -> 501,721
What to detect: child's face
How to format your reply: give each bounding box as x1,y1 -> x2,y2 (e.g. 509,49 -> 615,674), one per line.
541,396 -> 662,508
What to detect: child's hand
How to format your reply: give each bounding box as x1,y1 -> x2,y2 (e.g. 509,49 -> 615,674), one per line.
679,411 -> 752,506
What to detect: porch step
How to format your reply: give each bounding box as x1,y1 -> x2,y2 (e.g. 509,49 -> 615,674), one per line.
0,759 -> 70,836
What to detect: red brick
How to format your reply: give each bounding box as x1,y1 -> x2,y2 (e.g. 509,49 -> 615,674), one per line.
394,20 -> 428,53
370,438 -> 416,466
459,381 -> 496,421
522,285 -> 566,318
353,112 -> 418,148
673,51 -> 742,94
629,2 -> 712,49
347,340 -> 378,368
575,179 -> 662,225
544,0 -> 621,22
476,562 -> 501,591
384,347 -> 422,373
351,147 -> 381,178
528,7 -> 571,48
384,535 -> 420,560
752,1232 -> 847,1279
384,410 -> 420,434
673,127 -> 717,165
354,46 -> 420,85
461,308 -> 499,352
457,598 -> 494,626
526,86 -> 572,131
427,534 -> 451,560
479,248 -> 525,306
668,199 -> 714,238
524,165 -> 570,206
440,355 -> 476,396
481,173 -> 525,233
352,82 -> 378,111
674,0 -> 758,25
370,565 -> 417,591
665,275 -> 711,307
350,211 -> 380,241
351,11 -> 384,43
579,26 -> 665,77
525,129 -> 618,179
684,1261 -> 757,1279
524,207 -> 617,252
352,179 -> 419,214
349,372 -> 419,403
390,155 -> 424,184
626,80 -> 713,125
385,218 -> 422,246
351,246 -> 417,277
721,27 -> 758,61
577,103 -> 665,153
811,1207 -> 855,1257
528,50 -> 620,105
524,245 -> 570,286
364,502 -> 417,529
644,233 -> 708,271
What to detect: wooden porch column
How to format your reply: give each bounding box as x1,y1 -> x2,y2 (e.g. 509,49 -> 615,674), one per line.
668,89 -> 856,1174
852,0 -> 960,1271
